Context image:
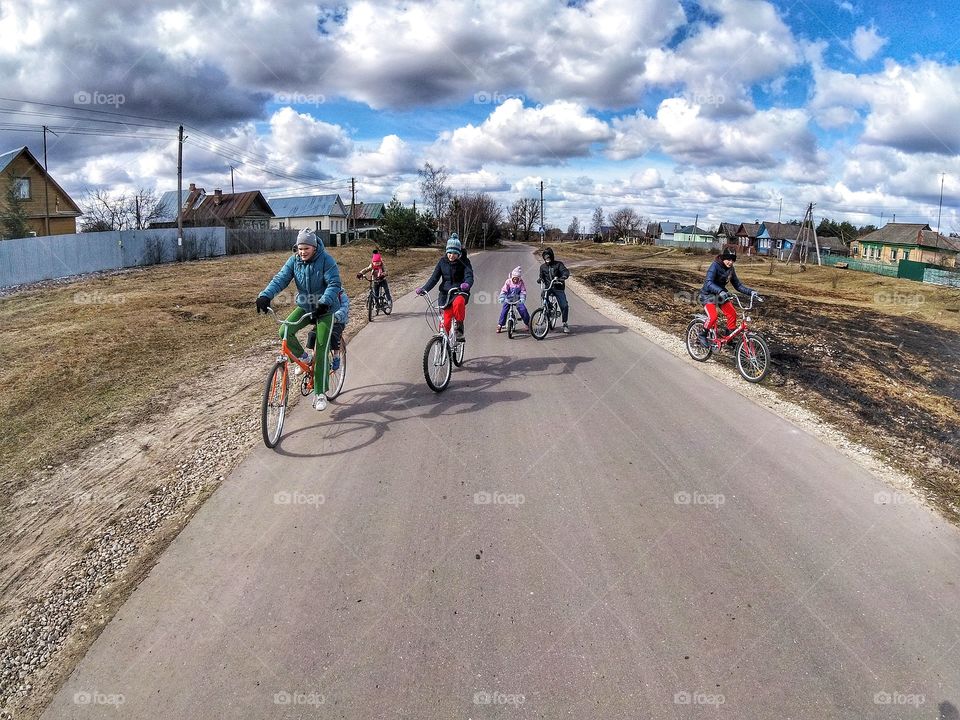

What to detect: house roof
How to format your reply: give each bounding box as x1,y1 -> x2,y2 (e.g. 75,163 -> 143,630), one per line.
0,147 -> 24,174
348,202 -> 386,221
737,223 -> 761,237
919,230 -> 960,252
858,223 -> 931,246
717,222 -> 739,237
0,146 -> 82,214
187,190 -> 273,223
678,225 -> 712,235
817,234 -> 848,249
655,222 -> 681,234
156,190 -> 195,223
268,194 -> 346,219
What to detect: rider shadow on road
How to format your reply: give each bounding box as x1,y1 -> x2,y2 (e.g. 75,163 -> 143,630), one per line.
272,379 -> 531,459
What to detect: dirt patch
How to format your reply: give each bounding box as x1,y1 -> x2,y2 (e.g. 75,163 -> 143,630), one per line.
564,250 -> 960,524
0,245 -> 437,720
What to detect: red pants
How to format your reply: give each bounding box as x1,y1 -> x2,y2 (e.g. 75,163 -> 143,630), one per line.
442,295 -> 466,333
704,301 -> 737,333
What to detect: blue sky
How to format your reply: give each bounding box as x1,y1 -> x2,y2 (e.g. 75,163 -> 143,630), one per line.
1,0 -> 959,232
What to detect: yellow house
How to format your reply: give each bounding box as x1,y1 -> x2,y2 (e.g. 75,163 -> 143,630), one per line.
853,223 -> 960,268
0,146 -> 82,237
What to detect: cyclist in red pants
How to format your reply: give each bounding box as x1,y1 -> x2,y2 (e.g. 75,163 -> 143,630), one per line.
697,247 -> 756,345
415,233 -> 474,341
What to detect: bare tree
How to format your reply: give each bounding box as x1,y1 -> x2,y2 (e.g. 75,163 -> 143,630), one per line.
80,187 -> 169,232
609,207 -> 644,239
590,206 -> 604,237
508,198 -> 541,242
131,188 -> 170,229
448,192 -> 503,248
418,163 -> 451,240
80,188 -> 129,231
566,216 -> 581,241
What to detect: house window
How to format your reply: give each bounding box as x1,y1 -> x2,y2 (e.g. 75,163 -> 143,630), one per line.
891,248 -> 898,261
316,221 -> 322,231
279,221 -> 285,230
13,177 -> 29,199
903,250 -> 910,261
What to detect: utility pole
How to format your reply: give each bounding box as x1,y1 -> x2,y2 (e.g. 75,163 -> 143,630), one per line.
936,173 -> 946,235
229,165 -> 235,194
41,126 -> 53,236
539,180 -> 544,237
350,177 -> 356,246
177,125 -> 185,258
777,197 -> 783,225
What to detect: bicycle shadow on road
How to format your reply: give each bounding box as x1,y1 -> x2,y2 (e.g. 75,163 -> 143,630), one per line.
467,354 -> 595,378
271,379 -> 531,459
546,323 -> 626,337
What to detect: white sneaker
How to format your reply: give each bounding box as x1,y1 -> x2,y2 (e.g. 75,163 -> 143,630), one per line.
313,393 -> 327,411
562,323 -> 570,334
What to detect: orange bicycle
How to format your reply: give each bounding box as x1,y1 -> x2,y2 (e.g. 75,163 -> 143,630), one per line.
261,308 -> 347,448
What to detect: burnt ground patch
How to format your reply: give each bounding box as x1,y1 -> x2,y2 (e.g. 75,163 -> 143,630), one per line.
581,265 -> 960,522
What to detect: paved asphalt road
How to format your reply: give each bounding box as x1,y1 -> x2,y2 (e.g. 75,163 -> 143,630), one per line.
45,244 -> 960,719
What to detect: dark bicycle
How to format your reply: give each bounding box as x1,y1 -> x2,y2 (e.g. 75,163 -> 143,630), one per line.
360,274 -> 393,322
530,277 -> 563,340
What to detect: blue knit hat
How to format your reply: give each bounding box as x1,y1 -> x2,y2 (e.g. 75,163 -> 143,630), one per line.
445,234 -> 462,256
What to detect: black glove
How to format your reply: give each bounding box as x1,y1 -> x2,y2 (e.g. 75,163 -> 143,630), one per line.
255,295 -> 271,314
309,304 -> 330,322
356,272 -> 364,280
718,291 -> 732,303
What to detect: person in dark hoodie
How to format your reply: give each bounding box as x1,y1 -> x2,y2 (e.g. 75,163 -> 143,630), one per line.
255,228 -> 342,411
697,247 -> 759,346
415,233 -> 474,341
537,247 -> 571,333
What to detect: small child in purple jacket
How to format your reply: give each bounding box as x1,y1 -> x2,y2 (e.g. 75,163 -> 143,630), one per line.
497,266 -> 531,332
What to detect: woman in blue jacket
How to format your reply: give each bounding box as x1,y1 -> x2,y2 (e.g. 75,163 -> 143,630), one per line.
255,229 -> 342,411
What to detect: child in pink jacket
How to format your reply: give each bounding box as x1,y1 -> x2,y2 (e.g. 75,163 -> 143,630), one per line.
497,266 -> 530,332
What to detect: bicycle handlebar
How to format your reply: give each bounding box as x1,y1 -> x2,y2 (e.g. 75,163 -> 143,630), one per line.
266,306 -> 318,326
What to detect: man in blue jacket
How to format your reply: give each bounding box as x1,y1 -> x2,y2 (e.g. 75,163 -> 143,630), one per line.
256,229 -> 342,411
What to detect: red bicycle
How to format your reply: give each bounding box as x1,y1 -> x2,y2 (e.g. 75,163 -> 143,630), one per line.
685,292 -> 770,382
